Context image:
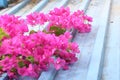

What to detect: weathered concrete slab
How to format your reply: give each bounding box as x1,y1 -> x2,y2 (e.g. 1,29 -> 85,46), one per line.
86,0 -> 112,80
5,0 -> 31,14
102,0 -> 120,80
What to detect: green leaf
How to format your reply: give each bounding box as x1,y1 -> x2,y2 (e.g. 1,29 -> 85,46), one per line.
0,55 -> 5,60
0,66 -> 3,70
10,68 -> 17,72
49,26 -> 66,36
0,28 -> 10,46
26,56 -> 34,63
29,30 -> 37,34
18,61 -> 25,68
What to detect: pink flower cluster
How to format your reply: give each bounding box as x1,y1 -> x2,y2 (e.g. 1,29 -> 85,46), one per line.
0,14 -> 28,37
26,12 -> 48,25
26,7 -> 93,33
0,7 -> 92,79
0,32 -> 79,78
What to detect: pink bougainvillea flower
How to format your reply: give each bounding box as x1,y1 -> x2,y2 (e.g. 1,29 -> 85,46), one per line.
0,7 -> 93,79
54,58 -> 65,70
0,14 -> 28,37
26,12 -> 48,25
47,7 -> 92,33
